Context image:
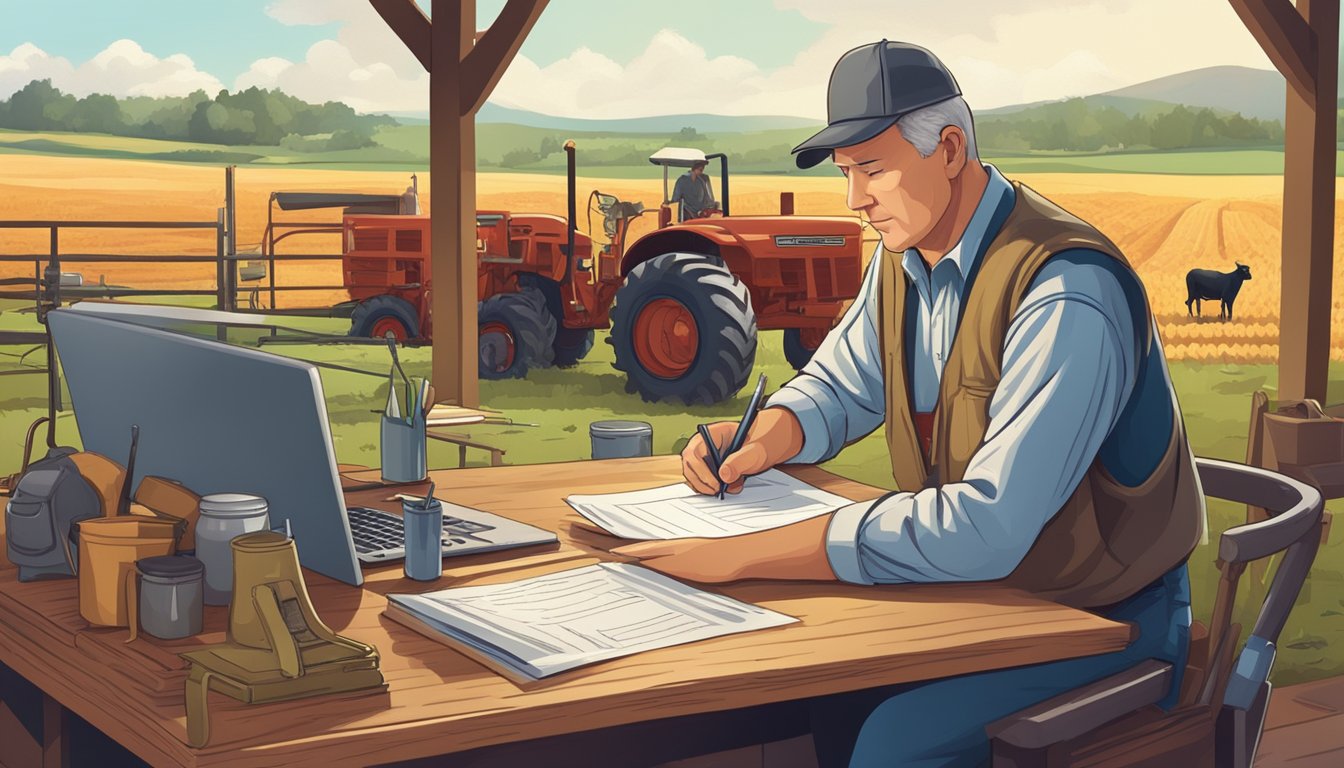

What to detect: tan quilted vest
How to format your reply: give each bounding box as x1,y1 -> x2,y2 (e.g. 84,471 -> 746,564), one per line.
878,182 -> 1205,608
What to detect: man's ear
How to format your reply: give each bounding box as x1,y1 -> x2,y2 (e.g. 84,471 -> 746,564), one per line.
940,126 -> 968,179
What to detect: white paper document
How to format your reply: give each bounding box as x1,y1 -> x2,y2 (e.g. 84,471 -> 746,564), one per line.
565,469 -> 853,540
386,563 -> 796,680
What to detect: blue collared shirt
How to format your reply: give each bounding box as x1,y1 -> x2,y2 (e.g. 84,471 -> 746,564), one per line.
766,164 -> 1142,584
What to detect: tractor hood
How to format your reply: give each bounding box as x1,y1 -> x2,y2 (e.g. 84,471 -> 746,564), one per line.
676,216 -> 861,246
619,215 -> 868,281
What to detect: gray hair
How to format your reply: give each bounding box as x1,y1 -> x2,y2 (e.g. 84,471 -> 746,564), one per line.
895,96 -> 978,161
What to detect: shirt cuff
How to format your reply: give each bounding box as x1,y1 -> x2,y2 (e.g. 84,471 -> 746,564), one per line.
825,499 -> 878,585
766,382 -> 841,464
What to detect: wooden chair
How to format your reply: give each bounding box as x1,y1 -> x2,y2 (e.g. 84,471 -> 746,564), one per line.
988,458 -> 1323,767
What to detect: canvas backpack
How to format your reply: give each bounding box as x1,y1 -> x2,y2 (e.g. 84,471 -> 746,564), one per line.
4,419 -> 125,582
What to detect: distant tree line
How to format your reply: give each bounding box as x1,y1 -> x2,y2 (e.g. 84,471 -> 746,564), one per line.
0,79 -> 394,149
976,98 -> 1284,152
497,128 -> 709,168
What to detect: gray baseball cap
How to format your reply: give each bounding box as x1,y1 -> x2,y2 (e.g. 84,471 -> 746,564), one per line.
793,40 -> 961,169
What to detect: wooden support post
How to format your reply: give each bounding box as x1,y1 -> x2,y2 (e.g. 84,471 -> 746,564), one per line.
373,0 -> 547,408
1277,0 -> 1337,403
429,0 -> 480,407
1231,0 -> 1338,402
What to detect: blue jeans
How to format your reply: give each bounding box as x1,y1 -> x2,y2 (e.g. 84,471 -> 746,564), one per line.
810,565 -> 1193,768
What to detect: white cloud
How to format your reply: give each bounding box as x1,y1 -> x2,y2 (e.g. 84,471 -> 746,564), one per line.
0,39 -> 222,100
491,30 -> 765,118
768,0 -> 1274,111
240,0 -> 427,112
0,43 -> 76,99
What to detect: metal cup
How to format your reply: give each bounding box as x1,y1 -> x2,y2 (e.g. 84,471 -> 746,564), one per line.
402,498 -> 443,581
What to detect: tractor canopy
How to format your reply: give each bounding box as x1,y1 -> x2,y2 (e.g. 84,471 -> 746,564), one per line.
650,147 -> 730,216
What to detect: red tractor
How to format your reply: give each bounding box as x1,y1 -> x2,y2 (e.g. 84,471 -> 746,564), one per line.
338,142 -> 865,404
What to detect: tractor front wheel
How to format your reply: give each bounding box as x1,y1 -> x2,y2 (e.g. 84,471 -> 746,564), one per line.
478,289 -> 556,379
349,294 -> 420,340
783,327 -> 828,370
516,273 -> 594,367
553,328 -> 595,367
609,252 -> 756,405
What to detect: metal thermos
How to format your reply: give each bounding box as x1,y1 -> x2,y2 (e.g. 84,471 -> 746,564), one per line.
402,498 -> 443,581
135,555 -> 205,640
196,493 -> 269,605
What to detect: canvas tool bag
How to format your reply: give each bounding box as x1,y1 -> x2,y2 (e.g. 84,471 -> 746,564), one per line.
181,531 -> 384,748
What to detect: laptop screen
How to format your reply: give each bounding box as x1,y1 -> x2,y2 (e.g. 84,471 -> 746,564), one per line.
46,308 -> 364,586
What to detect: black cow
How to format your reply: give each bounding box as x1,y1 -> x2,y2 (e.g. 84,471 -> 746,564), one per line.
1185,262 -> 1252,321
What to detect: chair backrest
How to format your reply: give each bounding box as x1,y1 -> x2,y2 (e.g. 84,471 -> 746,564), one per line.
1262,412 -> 1344,468
1193,458 -> 1323,767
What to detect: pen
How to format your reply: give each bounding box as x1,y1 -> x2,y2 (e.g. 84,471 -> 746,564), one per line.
697,423 -> 724,492
717,374 -> 767,500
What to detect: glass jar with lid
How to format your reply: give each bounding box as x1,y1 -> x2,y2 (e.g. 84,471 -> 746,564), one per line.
196,493 -> 269,605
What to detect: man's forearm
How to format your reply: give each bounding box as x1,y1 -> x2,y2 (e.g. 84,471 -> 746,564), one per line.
730,515 -> 837,581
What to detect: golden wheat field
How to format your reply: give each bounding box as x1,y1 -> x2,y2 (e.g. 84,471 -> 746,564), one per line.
0,154 -> 1340,362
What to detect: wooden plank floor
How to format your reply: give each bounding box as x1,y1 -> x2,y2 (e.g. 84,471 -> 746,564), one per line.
1256,675 -> 1344,767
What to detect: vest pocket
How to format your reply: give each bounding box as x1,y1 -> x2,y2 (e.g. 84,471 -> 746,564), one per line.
946,383 -> 995,468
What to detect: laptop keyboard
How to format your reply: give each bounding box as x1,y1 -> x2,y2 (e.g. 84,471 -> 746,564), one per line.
347,506 -> 496,554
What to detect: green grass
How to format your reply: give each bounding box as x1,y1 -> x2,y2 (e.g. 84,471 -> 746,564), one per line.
2,305 -> 1342,686
1,126 -> 1334,176
986,148 -> 1299,175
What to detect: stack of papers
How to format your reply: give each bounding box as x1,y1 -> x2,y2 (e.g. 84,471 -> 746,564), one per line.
425,404 -> 490,426
385,563 -> 796,681
565,469 -> 853,540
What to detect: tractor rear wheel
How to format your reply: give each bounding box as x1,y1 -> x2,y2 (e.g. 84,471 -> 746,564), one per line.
783,327 -> 828,370
478,289 -> 556,379
349,294 -> 419,340
609,252 -> 755,405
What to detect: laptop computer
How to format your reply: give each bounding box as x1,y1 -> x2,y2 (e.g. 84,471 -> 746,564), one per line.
47,306 -> 556,587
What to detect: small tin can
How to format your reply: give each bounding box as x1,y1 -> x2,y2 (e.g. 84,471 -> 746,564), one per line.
590,420 -> 653,459
196,493 -> 269,605
136,555 -> 205,640
402,498 -> 443,581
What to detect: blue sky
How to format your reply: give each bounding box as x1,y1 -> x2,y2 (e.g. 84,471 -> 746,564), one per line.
0,1 -> 824,85
0,1 -> 1278,118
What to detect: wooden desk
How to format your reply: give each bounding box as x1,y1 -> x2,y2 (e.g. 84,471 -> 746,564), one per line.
0,458 -> 1134,768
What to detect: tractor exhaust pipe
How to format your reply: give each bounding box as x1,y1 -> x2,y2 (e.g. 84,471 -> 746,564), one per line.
707,152 -> 729,217
563,140 -> 577,283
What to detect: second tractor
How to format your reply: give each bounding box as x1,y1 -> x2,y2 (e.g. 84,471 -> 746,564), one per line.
299,142 -> 866,405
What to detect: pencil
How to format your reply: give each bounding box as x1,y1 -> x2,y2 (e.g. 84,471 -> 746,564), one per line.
697,423 -> 724,495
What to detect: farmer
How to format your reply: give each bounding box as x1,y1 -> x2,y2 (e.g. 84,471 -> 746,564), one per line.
670,159 -> 717,221
614,41 -> 1205,767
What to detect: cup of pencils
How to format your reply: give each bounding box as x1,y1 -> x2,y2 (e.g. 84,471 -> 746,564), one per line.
380,334 -> 431,483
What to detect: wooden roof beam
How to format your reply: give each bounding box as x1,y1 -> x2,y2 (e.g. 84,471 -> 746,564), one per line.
1228,0 -> 1317,100
370,0 -> 432,72
460,0 -> 549,116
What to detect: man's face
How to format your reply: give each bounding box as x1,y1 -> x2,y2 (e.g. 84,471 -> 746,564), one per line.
691,164 -> 705,177
833,125 -> 955,253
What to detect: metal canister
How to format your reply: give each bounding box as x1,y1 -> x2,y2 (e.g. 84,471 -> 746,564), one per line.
590,420 -> 654,459
402,498 -> 443,581
196,493 -> 269,605
135,555 -> 204,640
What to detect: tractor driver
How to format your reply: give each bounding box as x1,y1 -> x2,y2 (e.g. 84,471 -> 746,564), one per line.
611,41 -> 1205,767
670,159 -> 717,221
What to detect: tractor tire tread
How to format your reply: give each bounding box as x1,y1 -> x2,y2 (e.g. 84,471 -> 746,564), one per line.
610,252 -> 755,405
478,288 -> 557,379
